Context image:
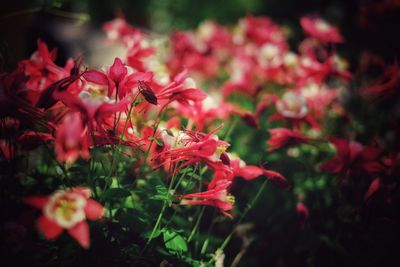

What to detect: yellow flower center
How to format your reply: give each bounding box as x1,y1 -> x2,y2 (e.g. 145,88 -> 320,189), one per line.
44,191 -> 86,228
54,198 -> 78,222
226,194 -> 235,205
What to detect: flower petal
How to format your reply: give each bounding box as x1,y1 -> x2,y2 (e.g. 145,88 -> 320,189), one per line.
364,177 -> 381,201
83,70 -> 109,85
84,199 -> 104,220
109,57 -> 127,84
236,166 -> 264,180
24,196 -> 49,209
37,215 -> 63,240
67,221 -> 90,249
71,187 -> 92,198
263,170 -> 289,188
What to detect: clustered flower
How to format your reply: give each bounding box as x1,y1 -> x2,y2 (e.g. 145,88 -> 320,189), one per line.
1,13 -> 399,255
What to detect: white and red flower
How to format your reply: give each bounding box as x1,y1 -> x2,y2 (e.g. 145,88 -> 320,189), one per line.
180,180 -> 235,218
25,188 -> 104,248
300,16 -> 343,44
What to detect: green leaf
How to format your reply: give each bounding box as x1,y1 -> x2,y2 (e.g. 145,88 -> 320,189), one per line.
163,230 -> 188,253
150,185 -> 173,203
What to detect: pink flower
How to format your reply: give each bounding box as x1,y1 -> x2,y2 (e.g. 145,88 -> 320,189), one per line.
300,16 -> 343,44
180,180 -> 234,217
24,188 -> 104,248
267,128 -> 308,151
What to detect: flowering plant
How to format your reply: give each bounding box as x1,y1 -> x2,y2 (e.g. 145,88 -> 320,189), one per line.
1,13 -> 399,267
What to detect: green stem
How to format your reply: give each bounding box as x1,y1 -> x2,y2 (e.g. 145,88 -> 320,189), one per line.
141,201 -> 167,254
223,116 -> 239,142
108,93 -> 139,182
208,180 -> 268,264
200,209 -> 217,255
187,206 -> 206,243
142,108 -> 165,165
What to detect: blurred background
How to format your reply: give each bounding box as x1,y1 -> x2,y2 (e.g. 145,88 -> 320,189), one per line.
1,0 -> 400,71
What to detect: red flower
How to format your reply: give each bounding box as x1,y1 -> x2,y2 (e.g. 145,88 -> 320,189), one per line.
208,156 -> 288,189
24,187 -> 104,248
320,137 -> 383,176
0,67 -> 49,129
231,159 -> 289,188
103,15 -> 144,47
275,91 -> 309,119
55,113 -> 89,164
270,91 -> 320,129
241,16 -> 287,46
85,59 -> 155,102
83,57 -> 127,98
36,55 -> 84,109
126,44 -> 155,72
360,63 -> 400,102
54,91 -> 130,132
180,180 -> 234,217
300,16 -> 343,44
19,39 -> 71,92
156,70 -> 207,105
267,128 -> 308,151
175,94 -> 233,131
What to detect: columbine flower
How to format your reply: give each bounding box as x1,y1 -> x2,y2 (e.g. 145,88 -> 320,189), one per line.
320,137 -> 383,177
156,69 -> 207,105
83,57 -> 128,99
270,91 -> 320,129
361,63 -> 400,102
83,57 -> 155,101
103,16 -> 143,46
19,39 -> 69,92
180,180 -> 235,217
54,90 -> 130,133
208,154 -> 288,189
267,128 -> 308,151
300,16 -> 343,44
276,91 -> 308,119
55,112 -> 89,164
24,187 -> 104,248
